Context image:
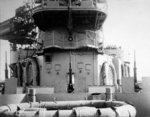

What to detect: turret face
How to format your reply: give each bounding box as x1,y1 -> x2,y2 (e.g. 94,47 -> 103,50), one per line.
41,51 -> 97,93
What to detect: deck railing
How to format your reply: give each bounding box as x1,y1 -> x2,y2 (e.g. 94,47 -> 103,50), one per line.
39,0 -> 107,10
44,30 -> 103,49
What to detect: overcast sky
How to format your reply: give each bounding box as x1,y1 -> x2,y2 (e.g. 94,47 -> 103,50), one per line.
0,0 -> 150,80
103,0 -> 150,79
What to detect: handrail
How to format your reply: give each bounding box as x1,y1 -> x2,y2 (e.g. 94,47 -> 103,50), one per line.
44,30 -> 103,49
39,0 -> 107,10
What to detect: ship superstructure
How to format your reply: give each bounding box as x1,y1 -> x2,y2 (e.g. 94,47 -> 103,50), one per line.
1,0 -> 122,93
0,0 -> 138,117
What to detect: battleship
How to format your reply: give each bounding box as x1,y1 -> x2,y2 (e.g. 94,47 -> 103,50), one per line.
0,0 -> 149,117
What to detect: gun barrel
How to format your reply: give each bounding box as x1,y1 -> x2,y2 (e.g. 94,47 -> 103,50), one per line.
134,50 -> 137,83
5,51 -> 8,79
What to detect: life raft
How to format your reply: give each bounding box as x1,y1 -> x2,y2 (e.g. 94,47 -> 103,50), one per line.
16,62 -> 23,86
26,57 -> 40,86
121,63 -> 130,78
9,62 -> 23,86
100,62 -> 118,91
10,57 -> 40,87
0,100 -> 136,117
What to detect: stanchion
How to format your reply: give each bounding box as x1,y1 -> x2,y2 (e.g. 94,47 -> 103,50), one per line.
28,88 -> 36,102
106,88 -> 113,101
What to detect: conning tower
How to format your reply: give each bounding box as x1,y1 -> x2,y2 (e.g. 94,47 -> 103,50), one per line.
32,0 -> 109,93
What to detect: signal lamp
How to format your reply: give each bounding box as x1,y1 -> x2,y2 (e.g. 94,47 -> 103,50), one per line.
68,36 -> 73,42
